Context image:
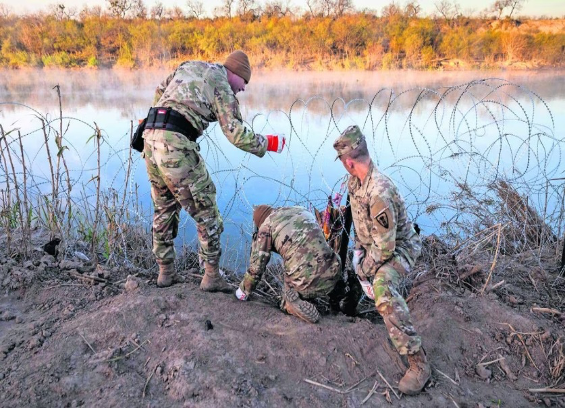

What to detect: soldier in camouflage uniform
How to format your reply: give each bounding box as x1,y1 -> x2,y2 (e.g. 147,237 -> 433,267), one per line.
143,50 -> 286,290
333,125 -> 430,395
235,205 -> 344,323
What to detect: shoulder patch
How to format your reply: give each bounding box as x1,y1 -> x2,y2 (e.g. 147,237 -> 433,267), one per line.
377,211 -> 389,229
370,196 -> 392,231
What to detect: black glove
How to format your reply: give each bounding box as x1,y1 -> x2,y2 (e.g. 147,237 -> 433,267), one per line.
340,271 -> 362,317
328,272 -> 362,317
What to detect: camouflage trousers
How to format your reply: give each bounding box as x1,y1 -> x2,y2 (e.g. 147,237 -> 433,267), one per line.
143,129 -> 223,266
372,253 -> 421,356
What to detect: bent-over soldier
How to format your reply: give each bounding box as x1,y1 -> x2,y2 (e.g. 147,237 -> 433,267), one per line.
334,125 -> 430,395
235,205 -> 355,323
142,50 -> 286,290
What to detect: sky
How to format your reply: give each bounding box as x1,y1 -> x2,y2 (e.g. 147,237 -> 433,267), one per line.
5,0 -> 565,18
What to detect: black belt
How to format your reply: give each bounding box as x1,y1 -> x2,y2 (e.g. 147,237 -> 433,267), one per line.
144,107 -> 199,142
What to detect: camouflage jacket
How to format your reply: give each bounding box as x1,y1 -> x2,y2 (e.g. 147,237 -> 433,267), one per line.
153,61 -> 267,157
348,161 -> 421,277
250,206 -> 341,296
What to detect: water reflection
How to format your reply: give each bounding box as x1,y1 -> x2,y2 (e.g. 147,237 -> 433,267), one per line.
0,70 -> 563,271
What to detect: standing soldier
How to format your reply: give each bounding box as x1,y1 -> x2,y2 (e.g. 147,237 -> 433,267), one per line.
235,205 -> 357,323
142,51 -> 286,290
333,125 -> 430,395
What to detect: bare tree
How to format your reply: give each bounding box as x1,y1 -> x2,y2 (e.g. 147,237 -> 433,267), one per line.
434,0 -> 461,23
335,0 -> 354,17
150,1 -> 164,19
318,0 -> 334,17
435,0 -> 454,19
0,2 -> 13,18
404,0 -> 420,18
187,0 -> 204,18
381,1 -> 402,19
237,0 -> 258,17
167,6 -> 185,18
106,0 -> 136,18
489,0 -> 526,19
305,0 -> 318,18
263,0 -> 294,17
132,0 -> 147,18
506,0 -> 526,18
49,3 -> 77,20
79,5 -> 103,20
222,0 -> 236,17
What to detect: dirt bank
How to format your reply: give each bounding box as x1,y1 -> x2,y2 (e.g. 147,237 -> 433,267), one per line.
0,232 -> 564,407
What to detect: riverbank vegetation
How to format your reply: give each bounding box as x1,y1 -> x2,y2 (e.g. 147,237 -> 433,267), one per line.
0,1 -> 563,70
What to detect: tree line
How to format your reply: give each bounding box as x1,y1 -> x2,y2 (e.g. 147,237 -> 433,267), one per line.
0,0 -> 563,70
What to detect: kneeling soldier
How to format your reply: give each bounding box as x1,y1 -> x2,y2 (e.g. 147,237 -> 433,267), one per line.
235,205 -> 352,323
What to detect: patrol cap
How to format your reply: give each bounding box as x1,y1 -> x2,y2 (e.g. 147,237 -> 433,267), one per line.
333,125 -> 365,160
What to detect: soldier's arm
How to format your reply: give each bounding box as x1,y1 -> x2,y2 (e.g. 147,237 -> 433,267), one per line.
153,70 -> 176,106
206,70 -> 267,157
239,223 -> 272,296
360,195 -> 397,276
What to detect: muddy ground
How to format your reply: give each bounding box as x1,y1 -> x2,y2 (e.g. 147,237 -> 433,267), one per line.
0,231 -> 564,408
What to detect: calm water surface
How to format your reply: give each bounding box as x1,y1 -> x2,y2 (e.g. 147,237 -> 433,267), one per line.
0,69 -> 563,269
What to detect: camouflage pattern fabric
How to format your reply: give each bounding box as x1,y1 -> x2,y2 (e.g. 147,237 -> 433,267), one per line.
239,206 -> 341,299
348,161 -> 422,277
144,129 -> 223,265
144,60 -> 268,266
348,160 -> 423,355
153,60 -> 267,156
373,258 -> 421,355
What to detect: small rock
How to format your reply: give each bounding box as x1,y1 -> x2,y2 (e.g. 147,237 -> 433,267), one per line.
42,330 -> 52,338
0,311 -> 15,321
28,335 -> 43,350
124,275 -> 139,292
59,260 -> 83,270
543,398 -> 551,407
540,330 -> 552,341
475,364 -> 491,380
74,251 -> 90,262
40,255 -> 56,265
507,295 -> 518,304
15,316 -> 23,324
156,366 -> 163,376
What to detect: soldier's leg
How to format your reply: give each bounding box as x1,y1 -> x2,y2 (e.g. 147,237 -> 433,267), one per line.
144,139 -> 182,286
279,256 -> 340,324
152,137 -> 228,292
373,263 -> 421,356
373,259 -> 430,394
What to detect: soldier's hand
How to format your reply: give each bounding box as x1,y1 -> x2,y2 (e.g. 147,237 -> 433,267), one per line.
266,134 -> 286,153
352,248 -> 365,275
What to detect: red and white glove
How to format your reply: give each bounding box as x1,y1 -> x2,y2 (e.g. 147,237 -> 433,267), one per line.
235,287 -> 248,301
266,134 -> 286,153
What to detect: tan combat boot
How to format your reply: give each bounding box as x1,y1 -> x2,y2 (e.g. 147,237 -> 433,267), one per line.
398,348 -> 431,395
157,263 -> 177,288
280,287 -> 320,324
200,262 -> 231,293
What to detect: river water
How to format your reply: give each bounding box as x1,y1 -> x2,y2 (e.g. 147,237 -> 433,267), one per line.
0,69 -> 563,270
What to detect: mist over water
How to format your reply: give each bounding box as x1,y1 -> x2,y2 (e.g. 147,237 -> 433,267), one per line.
0,69 -> 563,271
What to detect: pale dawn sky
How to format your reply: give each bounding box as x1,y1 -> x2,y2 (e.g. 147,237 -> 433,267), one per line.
5,0 -> 565,17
